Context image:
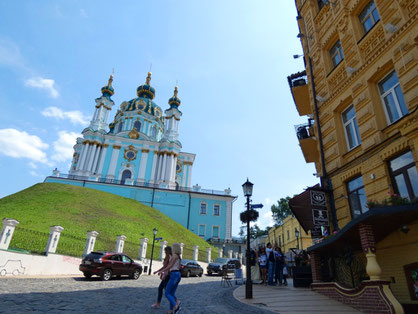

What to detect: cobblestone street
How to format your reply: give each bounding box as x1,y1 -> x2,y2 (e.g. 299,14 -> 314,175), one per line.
0,275 -> 272,314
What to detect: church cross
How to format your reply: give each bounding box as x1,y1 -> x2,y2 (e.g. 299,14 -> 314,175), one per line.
52,235 -> 58,248
4,229 -> 11,244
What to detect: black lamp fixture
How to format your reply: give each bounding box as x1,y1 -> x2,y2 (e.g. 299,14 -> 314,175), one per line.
148,227 -> 158,275
242,178 -> 254,299
400,225 -> 410,234
295,228 -> 300,250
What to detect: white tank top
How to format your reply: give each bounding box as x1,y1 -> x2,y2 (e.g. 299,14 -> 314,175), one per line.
170,255 -> 180,271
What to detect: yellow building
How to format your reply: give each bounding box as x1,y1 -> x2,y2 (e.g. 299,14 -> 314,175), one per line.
288,0 -> 417,312
267,215 -> 312,255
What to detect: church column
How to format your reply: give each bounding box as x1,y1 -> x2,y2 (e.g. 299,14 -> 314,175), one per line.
91,144 -> 102,174
165,154 -> 173,182
76,142 -> 89,171
171,155 -> 178,182
137,149 -> 149,182
97,144 -> 109,175
160,153 -> 167,181
187,163 -> 193,187
107,145 -> 121,179
150,151 -> 158,183
86,143 -> 98,173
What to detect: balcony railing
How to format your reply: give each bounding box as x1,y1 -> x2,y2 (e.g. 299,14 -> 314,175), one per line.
46,174 -> 233,197
294,120 -> 319,163
288,71 -> 312,116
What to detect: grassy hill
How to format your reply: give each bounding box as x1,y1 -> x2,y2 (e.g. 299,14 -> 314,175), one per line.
0,183 -> 217,260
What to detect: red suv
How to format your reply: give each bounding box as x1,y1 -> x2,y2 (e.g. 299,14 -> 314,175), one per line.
79,252 -> 143,281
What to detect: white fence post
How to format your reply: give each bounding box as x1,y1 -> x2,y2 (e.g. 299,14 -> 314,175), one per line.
218,248 -> 223,258
84,231 -> 99,256
115,235 -> 126,253
234,252 -> 238,259
45,226 -> 64,254
159,241 -> 168,261
239,253 -> 244,265
180,243 -> 184,258
193,245 -> 199,261
139,238 -> 149,261
228,249 -> 233,258
0,218 -> 19,250
206,247 -> 212,263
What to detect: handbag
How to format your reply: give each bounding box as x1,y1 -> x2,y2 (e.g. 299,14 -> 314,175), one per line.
283,266 -> 288,276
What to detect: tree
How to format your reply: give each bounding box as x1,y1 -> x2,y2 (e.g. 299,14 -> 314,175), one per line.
239,224 -> 268,240
271,196 -> 293,225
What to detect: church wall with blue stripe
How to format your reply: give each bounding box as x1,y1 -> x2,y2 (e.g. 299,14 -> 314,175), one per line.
45,177 -> 229,240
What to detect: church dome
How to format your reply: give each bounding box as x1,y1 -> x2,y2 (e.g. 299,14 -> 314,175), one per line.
123,97 -> 163,119
136,72 -> 155,99
101,75 -> 114,98
168,86 -> 181,108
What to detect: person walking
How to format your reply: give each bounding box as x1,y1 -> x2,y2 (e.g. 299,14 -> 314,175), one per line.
266,243 -> 275,286
274,247 -> 285,285
152,246 -> 179,309
157,242 -> 182,314
258,247 -> 268,285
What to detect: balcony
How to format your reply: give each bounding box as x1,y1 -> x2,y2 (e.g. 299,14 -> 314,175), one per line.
295,121 -> 319,163
288,71 -> 312,116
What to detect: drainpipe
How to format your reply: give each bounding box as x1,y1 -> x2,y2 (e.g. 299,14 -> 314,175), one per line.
186,192 -> 192,230
297,6 -> 339,231
151,188 -> 155,207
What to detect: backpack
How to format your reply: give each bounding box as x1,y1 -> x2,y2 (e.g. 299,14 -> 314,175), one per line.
268,250 -> 275,262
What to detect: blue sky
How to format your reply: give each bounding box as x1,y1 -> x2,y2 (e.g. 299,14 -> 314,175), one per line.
0,1 -> 318,236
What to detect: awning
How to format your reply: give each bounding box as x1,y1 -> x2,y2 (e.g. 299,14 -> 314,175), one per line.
288,184 -> 321,234
306,203 -> 418,255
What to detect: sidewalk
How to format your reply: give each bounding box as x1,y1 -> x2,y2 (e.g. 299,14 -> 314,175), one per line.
233,279 -> 361,313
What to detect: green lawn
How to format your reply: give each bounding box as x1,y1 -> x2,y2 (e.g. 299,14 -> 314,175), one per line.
1,183 -> 217,260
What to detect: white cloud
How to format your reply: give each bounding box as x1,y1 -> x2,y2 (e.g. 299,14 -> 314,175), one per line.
30,170 -> 43,177
264,197 -> 271,206
29,161 -> 38,169
0,129 -> 49,163
0,38 -> 26,70
51,131 -> 79,162
25,77 -> 59,98
41,106 -> 88,125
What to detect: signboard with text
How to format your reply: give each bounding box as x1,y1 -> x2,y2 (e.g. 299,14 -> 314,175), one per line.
310,190 -> 329,227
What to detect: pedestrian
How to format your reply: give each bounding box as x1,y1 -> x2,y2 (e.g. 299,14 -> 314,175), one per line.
152,246 -> 179,309
274,247 -> 285,285
157,242 -> 182,314
266,242 -> 275,285
282,262 -> 288,286
258,246 -> 267,285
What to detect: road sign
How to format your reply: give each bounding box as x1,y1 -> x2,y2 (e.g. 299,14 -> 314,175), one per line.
155,237 -> 163,241
250,204 -> 264,209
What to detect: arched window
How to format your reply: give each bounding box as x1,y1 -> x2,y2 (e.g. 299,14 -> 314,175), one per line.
133,121 -> 141,132
121,169 -> 131,184
118,122 -> 123,133
151,126 -> 157,138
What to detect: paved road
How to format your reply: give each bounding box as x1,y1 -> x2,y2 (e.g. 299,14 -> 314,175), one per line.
0,275 -> 272,314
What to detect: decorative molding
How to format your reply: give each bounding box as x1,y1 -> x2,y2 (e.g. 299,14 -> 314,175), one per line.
113,145 -> 121,150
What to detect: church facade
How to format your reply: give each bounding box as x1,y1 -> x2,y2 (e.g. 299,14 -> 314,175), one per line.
45,73 -> 234,240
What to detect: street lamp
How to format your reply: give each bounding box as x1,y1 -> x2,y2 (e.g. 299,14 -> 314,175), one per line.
295,228 -> 300,250
148,227 -> 158,275
242,178 -> 254,299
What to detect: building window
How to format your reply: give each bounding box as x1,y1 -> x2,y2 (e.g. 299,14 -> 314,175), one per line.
213,204 -> 220,216
359,1 -> 380,33
200,203 -> 207,215
330,40 -> 344,67
389,151 -> 418,200
342,105 -> 361,150
347,176 -> 368,218
198,224 -> 206,238
118,122 -> 123,133
378,71 -> 408,124
318,0 -> 326,11
151,126 -> 157,138
133,121 -> 141,132
279,235 -> 282,247
212,226 -> 219,239
287,230 -> 290,240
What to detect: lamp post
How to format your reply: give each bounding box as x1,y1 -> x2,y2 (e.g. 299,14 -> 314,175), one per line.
242,178 -> 254,299
148,227 -> 158,275
295,228 -> 300,250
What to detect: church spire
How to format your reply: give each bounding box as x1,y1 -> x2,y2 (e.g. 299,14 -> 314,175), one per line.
168,85 -> 181,108
137,72 -> 156,99
101,74 -> 115,98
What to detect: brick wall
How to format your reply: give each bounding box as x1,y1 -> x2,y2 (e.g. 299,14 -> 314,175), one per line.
312,281 -> 398,313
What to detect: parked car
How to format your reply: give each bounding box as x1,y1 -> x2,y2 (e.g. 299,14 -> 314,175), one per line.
180,259 -> 203,277
79,252 -> 142,281
207,258 -> 241,276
